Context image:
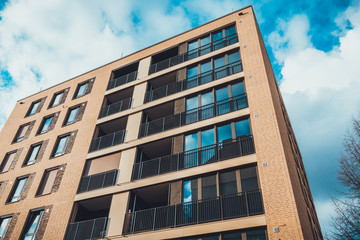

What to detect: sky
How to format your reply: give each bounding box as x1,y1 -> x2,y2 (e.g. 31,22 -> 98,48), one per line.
1,0 -> 360,235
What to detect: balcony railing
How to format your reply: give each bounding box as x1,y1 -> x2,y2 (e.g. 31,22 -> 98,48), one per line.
64,217 -> 109,240
149,34 -> 238,74
123,190 -> 263,234
77,169 -> 118,193
144,60 -> 243,103
139,94 -> 247,138
89,130 -> 126,152
132,135 -> 254,180
107,71 -> 138,90
98,98 -> 132,119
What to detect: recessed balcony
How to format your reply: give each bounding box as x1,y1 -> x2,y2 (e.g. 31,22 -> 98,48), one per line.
98,87 -> 133,119
144,60 -> 243,103
107,62 -> 138,90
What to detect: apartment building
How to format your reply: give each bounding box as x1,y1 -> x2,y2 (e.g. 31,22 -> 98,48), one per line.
0,5 -> 322,240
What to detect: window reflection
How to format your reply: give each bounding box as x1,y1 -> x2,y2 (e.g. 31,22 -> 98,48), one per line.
235,119 -> 251,137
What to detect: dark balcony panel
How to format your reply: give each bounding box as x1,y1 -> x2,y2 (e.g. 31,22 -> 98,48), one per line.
77,169 -> 118,193
89,130 -> 126,152
145,60 -> 243,103
149,34 -> 238,74
132,136 -> 255,181
123,190 -> 263,235
64,217 -> 108,240
140,94 -> 248,139
107,71 -> 138,90
98,98 -> 132,118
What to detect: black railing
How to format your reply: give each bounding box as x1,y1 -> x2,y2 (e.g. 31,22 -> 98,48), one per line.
64,217 -> 109,240
132,135 -> 254,180
89,130 -> 126,152
144,60 -> 243,103
149,34 -> 238,74
139,94 -> 247,138
107,71 -> 138,90
123,190 -> 263,234
98,98 -> 132,119
77,169 -> 118,193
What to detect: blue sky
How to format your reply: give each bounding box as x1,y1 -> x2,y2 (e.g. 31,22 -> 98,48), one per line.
1,0 -> 360,235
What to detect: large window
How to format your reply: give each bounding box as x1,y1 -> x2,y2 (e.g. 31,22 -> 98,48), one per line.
74,82 -> 88,98
24,144 -> 42,166
38,116 -> 53,134
0,215 -> 12,238
37,168 -> 58,196
50,91 -> 64,108
8,176 -> 28,203
65,106 -> 80,125
21,209 -> 44,240
14,124 -> 30,142
53,135 -> 70,157
0,151 -> 16,173
27,101 -> 40,116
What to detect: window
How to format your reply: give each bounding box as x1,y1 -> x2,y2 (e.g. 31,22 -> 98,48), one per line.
38,116 -> 53,134
53,135 -> 70,157
247,229 -> 267,240
65,107 -> 80,125
0,215 -> 12,238
24,144 -> 41,166
183,179 -> 198,203
14,124 -> 30,142
202,175 -> 217,199
37,168 -> 58,196
220,171 -> 237,196
235,119 -> 251,137
8,177 -> 28,203
240,167 -> 259,192
27,101 -> 40,116
51,92 -> 64,107
75,82 -> 88,98
0,152 -> 16,173
21,209 -> 44,240
223,232 -> 242,240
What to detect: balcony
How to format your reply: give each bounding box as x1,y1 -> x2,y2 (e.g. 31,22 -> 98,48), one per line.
123,190 -> 263,234
144,60 -> 243,103
149,33 -> 238,74
107,62 -> 139,90
98,98 -> 132,118
64,217 -> 109,240
139,94 -> 248,138
89,117 -> 127,152
77,169 -> 118,193
132,135 -> 255,180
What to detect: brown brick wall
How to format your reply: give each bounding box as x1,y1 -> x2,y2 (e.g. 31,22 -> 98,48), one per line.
23,120 -> 36,141
35,140 -> 49,164
0,180 -> 8,198
85,78 -> 95,95
76,102 -> 87,122
48,111 -> 60,132
2,212 -> 20,240
52,164 -> 66,193
64,130 -> 78,155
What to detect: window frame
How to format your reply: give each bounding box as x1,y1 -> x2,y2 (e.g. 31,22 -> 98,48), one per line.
21,208 -> 44,240
52,135 -> 70,157
36,167 -> 59,196
14,123 -> 30,143
0,151 -> 17,173
49,91 -> 64,108
7,176 -> 28,203
38,115 -> 54,134
74,81 -> 89,99
26,100 -> 41,117
0,214 -> 13,239
64,106 -> 80,126
24,143 -> 42,166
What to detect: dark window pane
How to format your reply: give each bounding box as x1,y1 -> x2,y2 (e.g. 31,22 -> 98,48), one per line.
235,119 -> 251,137
202,175 -> 217,199
216,87 -> 229,101
223,232 -> 242,240
200,36 -> 210,46
220,171 -> 237,195
214,56 -> 226,69
217,124 -> 232,143
201,129 -> 214,147
247,229 -> 267,240
200,61 -> 212,73
228,52 -> 241,64
212,31 -> 223,42
188,40 -> 198,51
231,82 -> 245,96
187,66 -> 198,78
201,92 -> 213,107
241,167 -> 259,192
203,235 -> 219,240
225,26 -> 236,36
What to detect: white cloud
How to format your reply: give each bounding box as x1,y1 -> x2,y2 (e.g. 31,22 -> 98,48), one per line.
267,1 -> 360,233
0,0 -> 192,130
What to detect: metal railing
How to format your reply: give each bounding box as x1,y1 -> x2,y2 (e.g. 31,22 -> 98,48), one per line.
123,190 -> 263,234
139,94 -> 248,138
64,217 -> 109,240
77,169 -> 118,193
98,98 -> 132,119
107,71 -> 138,90
89,130 -> 126,152
132,135 -> 254,180
149,34 -> 238,74
144,60 -> 243,103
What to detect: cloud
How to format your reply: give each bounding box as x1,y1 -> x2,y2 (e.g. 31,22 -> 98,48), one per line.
267,1 -> 360,233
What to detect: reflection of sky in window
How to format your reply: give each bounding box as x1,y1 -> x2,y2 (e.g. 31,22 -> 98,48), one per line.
228,52 -> 240,64
212,31 -> 223,42
29,102 -> 40,115
0,217 -> 11,237
68,107 -> 80,123
188,40 -> 197,51
183,180 -> 192,202
56,136 -> 69,154
225,26 -> 236,36
187,66 -> 198,78
186,96 -> 198,110
42,117 -> 52,132
200,35 -> 210,46
231,82 -> 244,96
77,83 -> 88,97
235,119 -> 251,137
201,129 -> 214,147
214,56 -> 226,68
217,124 -> 232,142
52,92 -> 63,107
216,87 -> 229,101
201,92 -> 213,106
185,133 -> 198,151
28,145 -> 40,162
200,61 -> 211,73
